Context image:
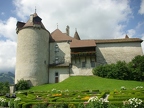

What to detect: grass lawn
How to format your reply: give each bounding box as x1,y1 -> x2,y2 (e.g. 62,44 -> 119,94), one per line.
29,76 -> 144,91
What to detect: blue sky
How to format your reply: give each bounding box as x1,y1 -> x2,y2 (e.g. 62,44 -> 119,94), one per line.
0,0 -> 144,72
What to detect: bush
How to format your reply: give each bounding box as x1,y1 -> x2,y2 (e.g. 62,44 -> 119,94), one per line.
128,55 -> 144,81
113,61 -> 130,80
22,102 -> 32,108
16,79 -> 30,91
93,55 -> 144,81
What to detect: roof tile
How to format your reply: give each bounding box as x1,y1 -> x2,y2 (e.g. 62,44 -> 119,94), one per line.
50,29 -> 73,42
70,40 -> 96,48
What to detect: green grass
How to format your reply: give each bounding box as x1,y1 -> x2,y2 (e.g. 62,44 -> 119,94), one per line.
29,76 -> 144,92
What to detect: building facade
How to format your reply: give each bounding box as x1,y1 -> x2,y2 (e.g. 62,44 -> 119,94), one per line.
15,13 -> 143,86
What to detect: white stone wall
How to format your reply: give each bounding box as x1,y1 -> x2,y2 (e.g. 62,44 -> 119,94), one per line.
49,68 -> 70,83
49,42 -> 71,83
15,27 -> 49,86
96,42 -> 143,65
49,42 -> 71,64
71,57 -> 94,75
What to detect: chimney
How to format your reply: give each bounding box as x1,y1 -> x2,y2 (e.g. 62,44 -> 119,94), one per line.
66,25 -> 70,36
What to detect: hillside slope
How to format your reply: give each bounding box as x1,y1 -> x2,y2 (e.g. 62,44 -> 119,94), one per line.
30,76 -> 144,91
0,72 -> 15,84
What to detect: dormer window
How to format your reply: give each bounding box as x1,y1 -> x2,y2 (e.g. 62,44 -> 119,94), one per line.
33,16 -> 42,24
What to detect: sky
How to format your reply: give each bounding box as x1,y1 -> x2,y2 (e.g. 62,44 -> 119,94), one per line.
0,0 -> 144,73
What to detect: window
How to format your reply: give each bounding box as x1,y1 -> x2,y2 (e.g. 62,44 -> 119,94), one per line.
55,45 -> 59,52
55,72 -> 58,77
55,56 -> 59,64
55,72 -> 59,83
91,61 -> 95,67
82,62 -> 86,68
44,60 -> 46,64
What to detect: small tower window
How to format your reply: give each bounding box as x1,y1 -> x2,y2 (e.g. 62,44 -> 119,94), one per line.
55,56 -> 59,64
44,60 -> 46,64
55,45 -> 59,52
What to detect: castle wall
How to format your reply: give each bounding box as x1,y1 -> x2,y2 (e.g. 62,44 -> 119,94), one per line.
15,28 -> 49,86
96,42 -> 143,65
48,42 -> 71,83
71,57 -> 94,75
49,42 -> 71,64
49,68 -> 69,83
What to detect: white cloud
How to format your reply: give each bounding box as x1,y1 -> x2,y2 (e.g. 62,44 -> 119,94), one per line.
127,29 -> 136,38
139,0 -> 144,15
13,0 -> 132,39
0,40 -> 16,72
0,17 -> 17,73
0,17 -> 17,41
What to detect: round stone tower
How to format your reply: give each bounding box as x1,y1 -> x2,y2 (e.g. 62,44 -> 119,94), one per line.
15,13 -> 50,86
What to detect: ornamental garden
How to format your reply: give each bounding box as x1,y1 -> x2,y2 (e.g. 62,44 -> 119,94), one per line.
0,86 -> 144,108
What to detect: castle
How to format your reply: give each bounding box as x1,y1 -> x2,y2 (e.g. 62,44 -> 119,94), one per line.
15,13 -> 143,86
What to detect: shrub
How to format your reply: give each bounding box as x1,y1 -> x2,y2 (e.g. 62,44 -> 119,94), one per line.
128,55 -> 144,81
22,102 -> 33,108
93,55 -> 144,81
114,61 -> 130,80
31,103 -> 48,108
47,102 -> 68,108
16,79 -> 30,91
92,64 -> 113,78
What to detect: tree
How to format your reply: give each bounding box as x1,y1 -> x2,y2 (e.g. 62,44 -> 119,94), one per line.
0,82 -> 9,95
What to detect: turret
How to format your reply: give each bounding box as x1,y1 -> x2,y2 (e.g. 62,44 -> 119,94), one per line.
15,13 -> 50,86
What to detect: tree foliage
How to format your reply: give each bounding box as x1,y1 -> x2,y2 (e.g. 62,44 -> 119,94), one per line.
0,82 -> 9,95
93,55 -> 144,81
16,79 -> 30,90
128,55 -> 144,81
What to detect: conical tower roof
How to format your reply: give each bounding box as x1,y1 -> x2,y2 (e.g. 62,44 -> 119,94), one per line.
23,12 -> 46,29
16,12 -> 47,33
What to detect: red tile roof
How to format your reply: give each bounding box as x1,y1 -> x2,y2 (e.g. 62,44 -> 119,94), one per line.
50,29 -> 143,48
95,38 -> 143,43
50,29 -> 73,42
70,39 -> 96,48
